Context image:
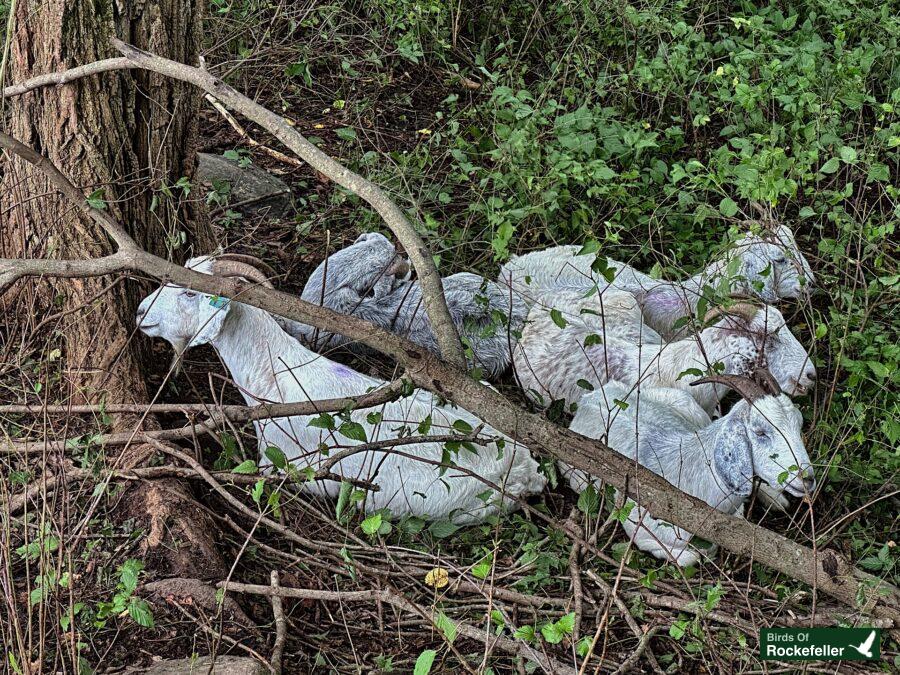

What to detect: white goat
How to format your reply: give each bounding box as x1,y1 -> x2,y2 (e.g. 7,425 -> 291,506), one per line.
499,223 -> 814,339
280,232 -> 526,377
135,256 -> 547,525
513,300 -> 817,414
566,371 -> 815,566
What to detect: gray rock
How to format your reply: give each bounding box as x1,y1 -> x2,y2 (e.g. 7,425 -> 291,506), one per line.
141,655 -> 267,675
197,152 -> 293,219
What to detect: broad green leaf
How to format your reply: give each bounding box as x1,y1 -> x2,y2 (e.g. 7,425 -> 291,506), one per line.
232,459 -> 258,474
361,513 -> 382,536
413,649 -> 436,675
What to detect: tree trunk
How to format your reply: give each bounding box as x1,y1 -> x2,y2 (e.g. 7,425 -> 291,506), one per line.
0,0 -> 224,578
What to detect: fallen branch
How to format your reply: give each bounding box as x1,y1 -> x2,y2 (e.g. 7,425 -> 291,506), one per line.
1,76 -> 898,624
217,580 -> 578,675
269,571 -> 287,675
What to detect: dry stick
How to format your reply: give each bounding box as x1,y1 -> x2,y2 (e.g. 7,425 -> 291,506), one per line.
2,380 -> 407,453
269,571 -> 287,675
216,581 -> 578,675
204,93 -> 307,172
1,97 -> 898,626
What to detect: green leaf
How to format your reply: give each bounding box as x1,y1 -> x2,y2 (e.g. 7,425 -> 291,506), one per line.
339,421 -> 368,442
335,127 -> 357,142
336,481 -> 353,521
577,484 -> 600,515
232,459 -> 258,474
550,308 -> 568,329
435,611 -> 457,643
309,413 -> 336,430
250,479 -> 265,505
417,415 -> 433,435
128,598 -> 155,628
86,189 -> 107,210
119,560 -> 144,595
718,197 -> 738,217
839,146 -> 858,163
472,553 -> 493,579
513,625 -> 535,642
413,649 -> 436,675
428,521 -> 460,539
265,446 -> 287,470
361,513 -> 382,536
583,334 -> 603,347
576,379 -> 594,391
452,419 -> 473,434
819,158 -> 841,174
576,239 -> 600,256
867,361 -> 890,379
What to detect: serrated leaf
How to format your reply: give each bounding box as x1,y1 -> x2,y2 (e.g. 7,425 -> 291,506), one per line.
577,484 -> 600,515
128,598 -> 155,628
513,624 -> 535,642
232,459 -> 258,474
583,334 -> 603,347
361,513 -> 382,536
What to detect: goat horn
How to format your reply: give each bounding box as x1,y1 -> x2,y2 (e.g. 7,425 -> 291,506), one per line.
703,300 -> 761,325
752,366 -> 782,397
387,255 -> 410,277
211,259 -> 274,289
215,253 -> 278,279
690,373 -> 767,402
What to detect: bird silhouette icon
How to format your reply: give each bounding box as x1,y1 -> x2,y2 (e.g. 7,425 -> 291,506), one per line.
850,630 -> 876,658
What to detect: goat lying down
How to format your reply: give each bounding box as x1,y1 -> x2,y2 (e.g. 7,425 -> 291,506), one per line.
280,232 -> 527,377
499,223 -> 814,340
566,371 -> 815,566
513,299 -> 817,414
136,256 -> 546,524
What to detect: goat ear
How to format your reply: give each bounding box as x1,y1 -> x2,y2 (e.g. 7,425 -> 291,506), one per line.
713,417 -> 754,497
189,294 -> 232,347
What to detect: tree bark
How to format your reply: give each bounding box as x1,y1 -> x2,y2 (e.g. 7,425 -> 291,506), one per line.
0,0 -> 223,578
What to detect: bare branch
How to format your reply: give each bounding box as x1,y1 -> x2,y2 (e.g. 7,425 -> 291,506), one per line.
0,56 -> 134,97
0,132 -> 136,250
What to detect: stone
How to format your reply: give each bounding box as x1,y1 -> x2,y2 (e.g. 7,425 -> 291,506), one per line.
197,152 -> 293,219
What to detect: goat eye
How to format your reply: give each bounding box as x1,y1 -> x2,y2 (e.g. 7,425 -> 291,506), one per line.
775,256 -> 787,264
182,290 -> 197,298
754,428 -> 769,438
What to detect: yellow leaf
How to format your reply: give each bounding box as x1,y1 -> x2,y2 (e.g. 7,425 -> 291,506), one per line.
314,124 -> 325,129
417,128 -> 432,135
425,567 -> 449,588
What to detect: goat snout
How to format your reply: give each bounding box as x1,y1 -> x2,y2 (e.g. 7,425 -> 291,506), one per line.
789,364 -> 817,394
